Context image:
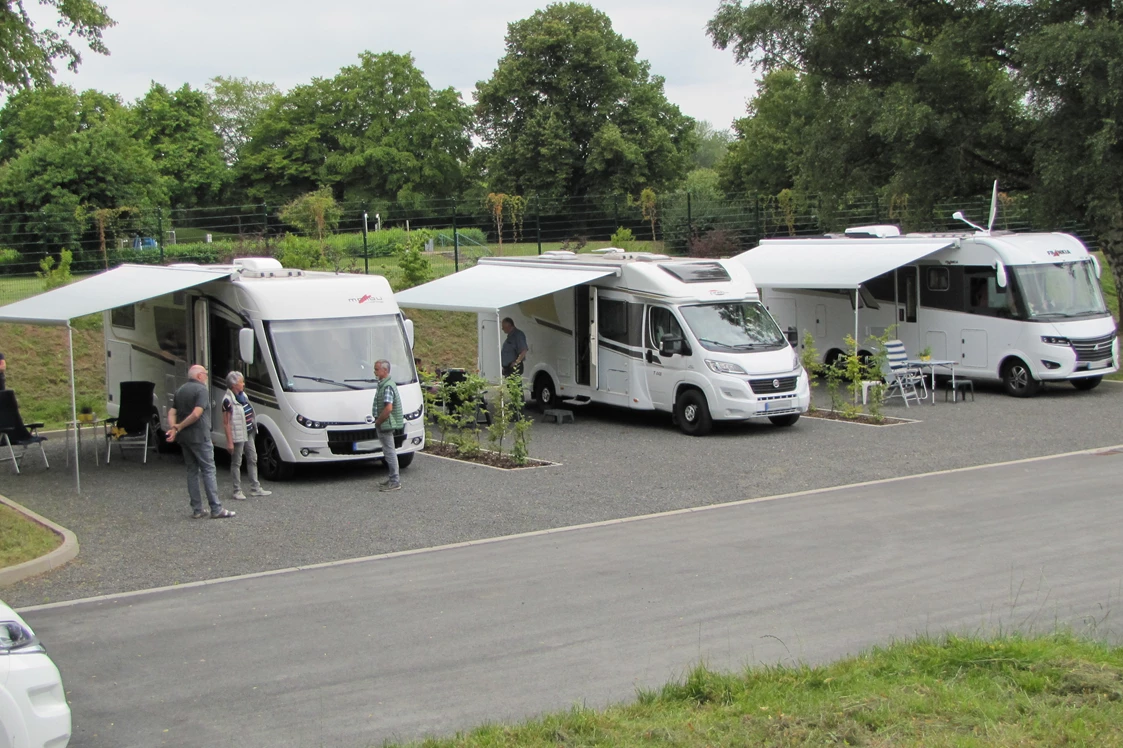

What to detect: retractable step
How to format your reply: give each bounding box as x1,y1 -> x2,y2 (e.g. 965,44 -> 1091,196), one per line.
561,396 -> 592,406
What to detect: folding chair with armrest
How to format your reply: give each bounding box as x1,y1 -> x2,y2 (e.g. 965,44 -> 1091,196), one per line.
103,381 -> 158,463
0,390 -> 49,473
882,340 -> 927,407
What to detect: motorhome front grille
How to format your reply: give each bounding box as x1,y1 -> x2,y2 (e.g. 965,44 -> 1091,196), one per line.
749,376 -> 798,394
1071,334 -> 1116,362
327,428 -> 380,455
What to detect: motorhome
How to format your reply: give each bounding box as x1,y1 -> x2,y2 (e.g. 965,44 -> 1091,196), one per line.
103,258 -> 425,478
396,250 -> 810,435
739,224 -> 1118,397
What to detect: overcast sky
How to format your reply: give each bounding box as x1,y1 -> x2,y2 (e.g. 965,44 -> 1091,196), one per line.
34,0 -> 759,131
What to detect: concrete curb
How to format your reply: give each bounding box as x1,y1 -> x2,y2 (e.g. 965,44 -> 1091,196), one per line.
0,494 -> 79,587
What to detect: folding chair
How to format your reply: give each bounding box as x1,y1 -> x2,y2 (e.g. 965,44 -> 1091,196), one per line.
440,369 -> 491,425
882,340 -> 927,407
0,390 -> 49,474
104,381 -> 157,463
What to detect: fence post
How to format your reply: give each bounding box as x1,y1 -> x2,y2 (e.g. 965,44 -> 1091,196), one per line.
754,195 -> 761,245
362,208 -> 369,275
536,195 -> 542,255
261,203 -> 268,248
157,207 -> 164,264
613,193 -> 619,231
687,192 -> 693,239
452,200 -> 459,273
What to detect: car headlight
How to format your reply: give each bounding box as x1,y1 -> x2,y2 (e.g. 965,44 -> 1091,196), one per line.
404,405 -> 424,420
0,620 -> 45,654
1041,336 -> 1070,346
791,349 -> 801,371
296,414 -> 327,429
705,359 -> 747,375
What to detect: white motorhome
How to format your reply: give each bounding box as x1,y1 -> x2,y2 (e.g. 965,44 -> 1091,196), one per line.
396,250 -> 810,435
103,258 -> 425,478
739,225 -> 1118,397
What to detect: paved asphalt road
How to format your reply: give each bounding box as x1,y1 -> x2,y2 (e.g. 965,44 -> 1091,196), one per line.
21,448 -> 1123,748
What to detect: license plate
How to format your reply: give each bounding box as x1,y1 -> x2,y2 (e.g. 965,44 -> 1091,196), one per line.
1090,360 -> 1110,369
354,440 -> 380,452
764,399 -> 794,412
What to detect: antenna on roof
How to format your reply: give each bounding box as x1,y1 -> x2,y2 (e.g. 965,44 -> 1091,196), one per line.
987,180 -> 998,232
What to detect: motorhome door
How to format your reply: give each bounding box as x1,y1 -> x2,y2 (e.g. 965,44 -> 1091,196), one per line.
895,267 -> 920,353
478,314 -> 501,382
192,297 -> 210,370
644,305 -> 688,410
574,285 -> 597,387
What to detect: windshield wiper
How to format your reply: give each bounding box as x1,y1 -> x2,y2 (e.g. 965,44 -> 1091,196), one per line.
697,337 -> 738,350
291,374 -> 363,391
344,378 -> 379,382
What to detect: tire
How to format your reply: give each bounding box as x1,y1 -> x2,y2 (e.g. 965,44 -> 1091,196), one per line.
1001,358 -> 1040,398
1072,376 -> 1103,391
768,414 -> 801,427
256,427 -> 295,481
534,373 -> 557,410
396,451 -> 415,469
674,389 -> 713,436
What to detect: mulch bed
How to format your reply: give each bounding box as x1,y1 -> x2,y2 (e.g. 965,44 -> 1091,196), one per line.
422,441 -> 555,469
804,408 -> 916,426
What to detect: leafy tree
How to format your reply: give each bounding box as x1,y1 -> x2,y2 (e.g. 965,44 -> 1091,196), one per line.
131,83 -> 229,207
206,76 -> 281,165
691,120 -> 732,170
239,51 -> 472,204
474,2 -> 696,199
0,83 -> 121,162
0,0 -> 114,92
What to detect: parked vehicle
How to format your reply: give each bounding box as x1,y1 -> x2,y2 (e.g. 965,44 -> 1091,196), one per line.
0,599 -> 71,748
739,221 -> 1118,397
397,250 -> 809,435
103,258 -> 425,479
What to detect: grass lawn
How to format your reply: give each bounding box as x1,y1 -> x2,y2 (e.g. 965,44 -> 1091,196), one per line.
401,634 -> 1123,747
0,504 -> 61,568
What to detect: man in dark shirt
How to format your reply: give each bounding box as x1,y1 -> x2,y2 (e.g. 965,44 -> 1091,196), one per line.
167,365 -> 234,519
500,317 -> 528,378
0,352 -> 5,390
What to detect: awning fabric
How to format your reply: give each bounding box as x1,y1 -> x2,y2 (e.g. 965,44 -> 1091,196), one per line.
734,238 -> 955,289
395,263 -> 616,313
0,264 -> 231,325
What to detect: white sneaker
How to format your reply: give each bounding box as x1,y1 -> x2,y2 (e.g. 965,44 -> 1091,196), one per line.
249,487 -> 272,497
232,491 -> 248,501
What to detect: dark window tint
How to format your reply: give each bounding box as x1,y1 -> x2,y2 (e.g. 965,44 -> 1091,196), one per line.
658,262 -> 731,283
597,298 -> 628,344
110,304 -> 135,329
926,267 -> 950,291
864,272 -> 896,303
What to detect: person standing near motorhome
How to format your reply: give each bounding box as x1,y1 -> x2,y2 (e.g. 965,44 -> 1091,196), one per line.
501,317 -> 528,377
0,351 -> 6,390
167,365 -> 235,519
222,371 -> 272,501
373,359 -> 404,492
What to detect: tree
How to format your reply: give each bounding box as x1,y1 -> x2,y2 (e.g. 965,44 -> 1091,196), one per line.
0,0 -> 114,93
0,83 -> 120,162
131,83 -> 229,208
238,51 -> 472,205
474,3 -> 696,199
206,76 -> 281,166
691,121 -> 733,170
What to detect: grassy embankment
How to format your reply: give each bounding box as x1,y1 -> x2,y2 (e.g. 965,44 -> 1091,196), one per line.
396,634 -> 1123,747
0,503 -> 61,567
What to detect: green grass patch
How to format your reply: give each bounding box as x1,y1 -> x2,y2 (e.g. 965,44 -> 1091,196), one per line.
0,503 -> 61,568
400,634 -> 1123,747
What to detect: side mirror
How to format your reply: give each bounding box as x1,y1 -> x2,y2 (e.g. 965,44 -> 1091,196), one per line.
238,328 -> 255,365
1091,255 -> 1102,279
785,326 -> 798,346
404,317 -> 415,349
995,261 -> 1007,289
659,335 -> 685,357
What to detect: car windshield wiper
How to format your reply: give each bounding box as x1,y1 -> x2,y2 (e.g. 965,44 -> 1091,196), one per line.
291,374 -> 363,391
344,378 -> 379,382
697,337 -> 738,350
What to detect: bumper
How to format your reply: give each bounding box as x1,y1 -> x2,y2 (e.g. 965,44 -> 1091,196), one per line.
3,652 -> 71,748
1033,341 -> 1118,381
709,370 -> 811,420
281,419 -> 426,461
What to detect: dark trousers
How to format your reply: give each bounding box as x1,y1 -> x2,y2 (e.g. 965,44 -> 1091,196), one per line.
502,362 -> 524,378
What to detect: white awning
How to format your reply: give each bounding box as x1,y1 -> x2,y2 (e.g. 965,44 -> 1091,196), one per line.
734,238 -> 955,289
395,263 -> 617,313
0,264 -> 231,325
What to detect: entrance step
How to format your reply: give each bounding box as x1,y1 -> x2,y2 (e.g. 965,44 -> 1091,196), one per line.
541,408 -> 575,424
561,396 -> 592,406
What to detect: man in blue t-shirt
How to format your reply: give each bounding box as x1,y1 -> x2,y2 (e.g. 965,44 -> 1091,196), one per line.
500,317 -> 528,378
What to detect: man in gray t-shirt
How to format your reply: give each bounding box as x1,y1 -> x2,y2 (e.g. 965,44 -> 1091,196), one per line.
167,365 -> 234,519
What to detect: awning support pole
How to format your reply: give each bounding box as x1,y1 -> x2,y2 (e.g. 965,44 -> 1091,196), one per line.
68,323 -> 80,494
854,287 -> 860,351
496,310 -> 503,384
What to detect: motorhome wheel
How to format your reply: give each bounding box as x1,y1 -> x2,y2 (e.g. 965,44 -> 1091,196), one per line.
674,389 -> 712,436
256,427 -> 295,480
534,374 -> 556,410
396,451 -> 414,469
1072,376 -> 1103,391
768,414 -> 801,427
1001,358 -> 1040,398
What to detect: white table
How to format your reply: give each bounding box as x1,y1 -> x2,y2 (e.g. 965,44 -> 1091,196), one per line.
906,359 -> 958,405
65,416 -> 102,466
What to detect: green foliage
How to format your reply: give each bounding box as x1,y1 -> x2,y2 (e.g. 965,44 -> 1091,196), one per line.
799,331 -> 821,407
395,230 -> 435,290
474,3 -> 695,199
0,0 -> 115,94
0,248 -> 20,265
487,372 -> 532,464
37,250 -> 73,290
608,226 -> 646,252
429,371 -> 491,458
205,76 -> 281,165
690,120 -> 732,170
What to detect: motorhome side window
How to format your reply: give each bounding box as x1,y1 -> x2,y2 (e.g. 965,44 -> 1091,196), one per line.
648,307 -> 684,348
598,299 -> 644,347
209,313 -> 242,381
153,306 -> 187,360
964,267 -> 1020,319
926,267 -> 950,291
110,304 -> 135,330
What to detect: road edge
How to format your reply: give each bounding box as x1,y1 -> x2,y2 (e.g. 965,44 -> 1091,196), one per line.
0,493 -> 79,587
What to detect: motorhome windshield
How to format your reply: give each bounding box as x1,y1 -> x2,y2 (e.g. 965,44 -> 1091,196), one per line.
679,301 -> 786,351
268,315 -> 416,392
1010,261 -> 1108,320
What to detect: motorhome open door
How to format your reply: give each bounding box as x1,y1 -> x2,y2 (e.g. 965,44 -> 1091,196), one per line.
574,285 -> 597,387
192,297 -> 210,369
478,314 -> 502,382
895,267 -> 920,353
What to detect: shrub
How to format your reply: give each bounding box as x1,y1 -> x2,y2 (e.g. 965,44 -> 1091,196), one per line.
38,249 -> 73,290
687,229 -> 739,258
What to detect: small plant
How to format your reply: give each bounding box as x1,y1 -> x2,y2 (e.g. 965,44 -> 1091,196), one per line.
799,332 -> 822,407
918,346 -> 932,361
395,230 -> 435,289
38,250 -> 73,290
487,371 -> 532,463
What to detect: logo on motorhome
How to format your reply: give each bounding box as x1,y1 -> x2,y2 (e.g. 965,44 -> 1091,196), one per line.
1047,249 -> 1072,257
349,294 -> 383,304
773,379 -> 780,389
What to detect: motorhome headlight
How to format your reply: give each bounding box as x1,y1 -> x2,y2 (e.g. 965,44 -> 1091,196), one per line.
790,349 -> 801,371
1041,335 -> 1071,346
0,620 -> 44,654
404,404 -> 424,421
705,359 -> 747,375
296,414 -> 327,429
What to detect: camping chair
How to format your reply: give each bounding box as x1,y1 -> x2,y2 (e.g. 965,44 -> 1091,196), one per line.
103,381 -> 157,463
0,390 -> 49,474
439,369 -> 492,426
882,340 -> 927,407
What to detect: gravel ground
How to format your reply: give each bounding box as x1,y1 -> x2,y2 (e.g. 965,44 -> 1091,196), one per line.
2,379 -> 1121,607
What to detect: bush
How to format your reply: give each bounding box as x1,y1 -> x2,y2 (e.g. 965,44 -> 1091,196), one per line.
687,229 -> 739,258
38,249 -> 73,290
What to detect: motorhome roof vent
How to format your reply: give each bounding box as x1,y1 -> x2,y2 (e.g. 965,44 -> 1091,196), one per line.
844,225 -> 901,238
234,257 -> 304,278
234,258 -> 284,271
631,253 -> 670,261
540,250 -> 577,258
590,247 -> 625,254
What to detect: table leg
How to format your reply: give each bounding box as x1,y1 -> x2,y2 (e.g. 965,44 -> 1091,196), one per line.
930,368 -> 936,405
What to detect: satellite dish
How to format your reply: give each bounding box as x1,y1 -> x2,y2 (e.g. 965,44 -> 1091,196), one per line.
987,180 -> 998,232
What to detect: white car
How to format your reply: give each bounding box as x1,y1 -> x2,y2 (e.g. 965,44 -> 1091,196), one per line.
0,600 -> 70,748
